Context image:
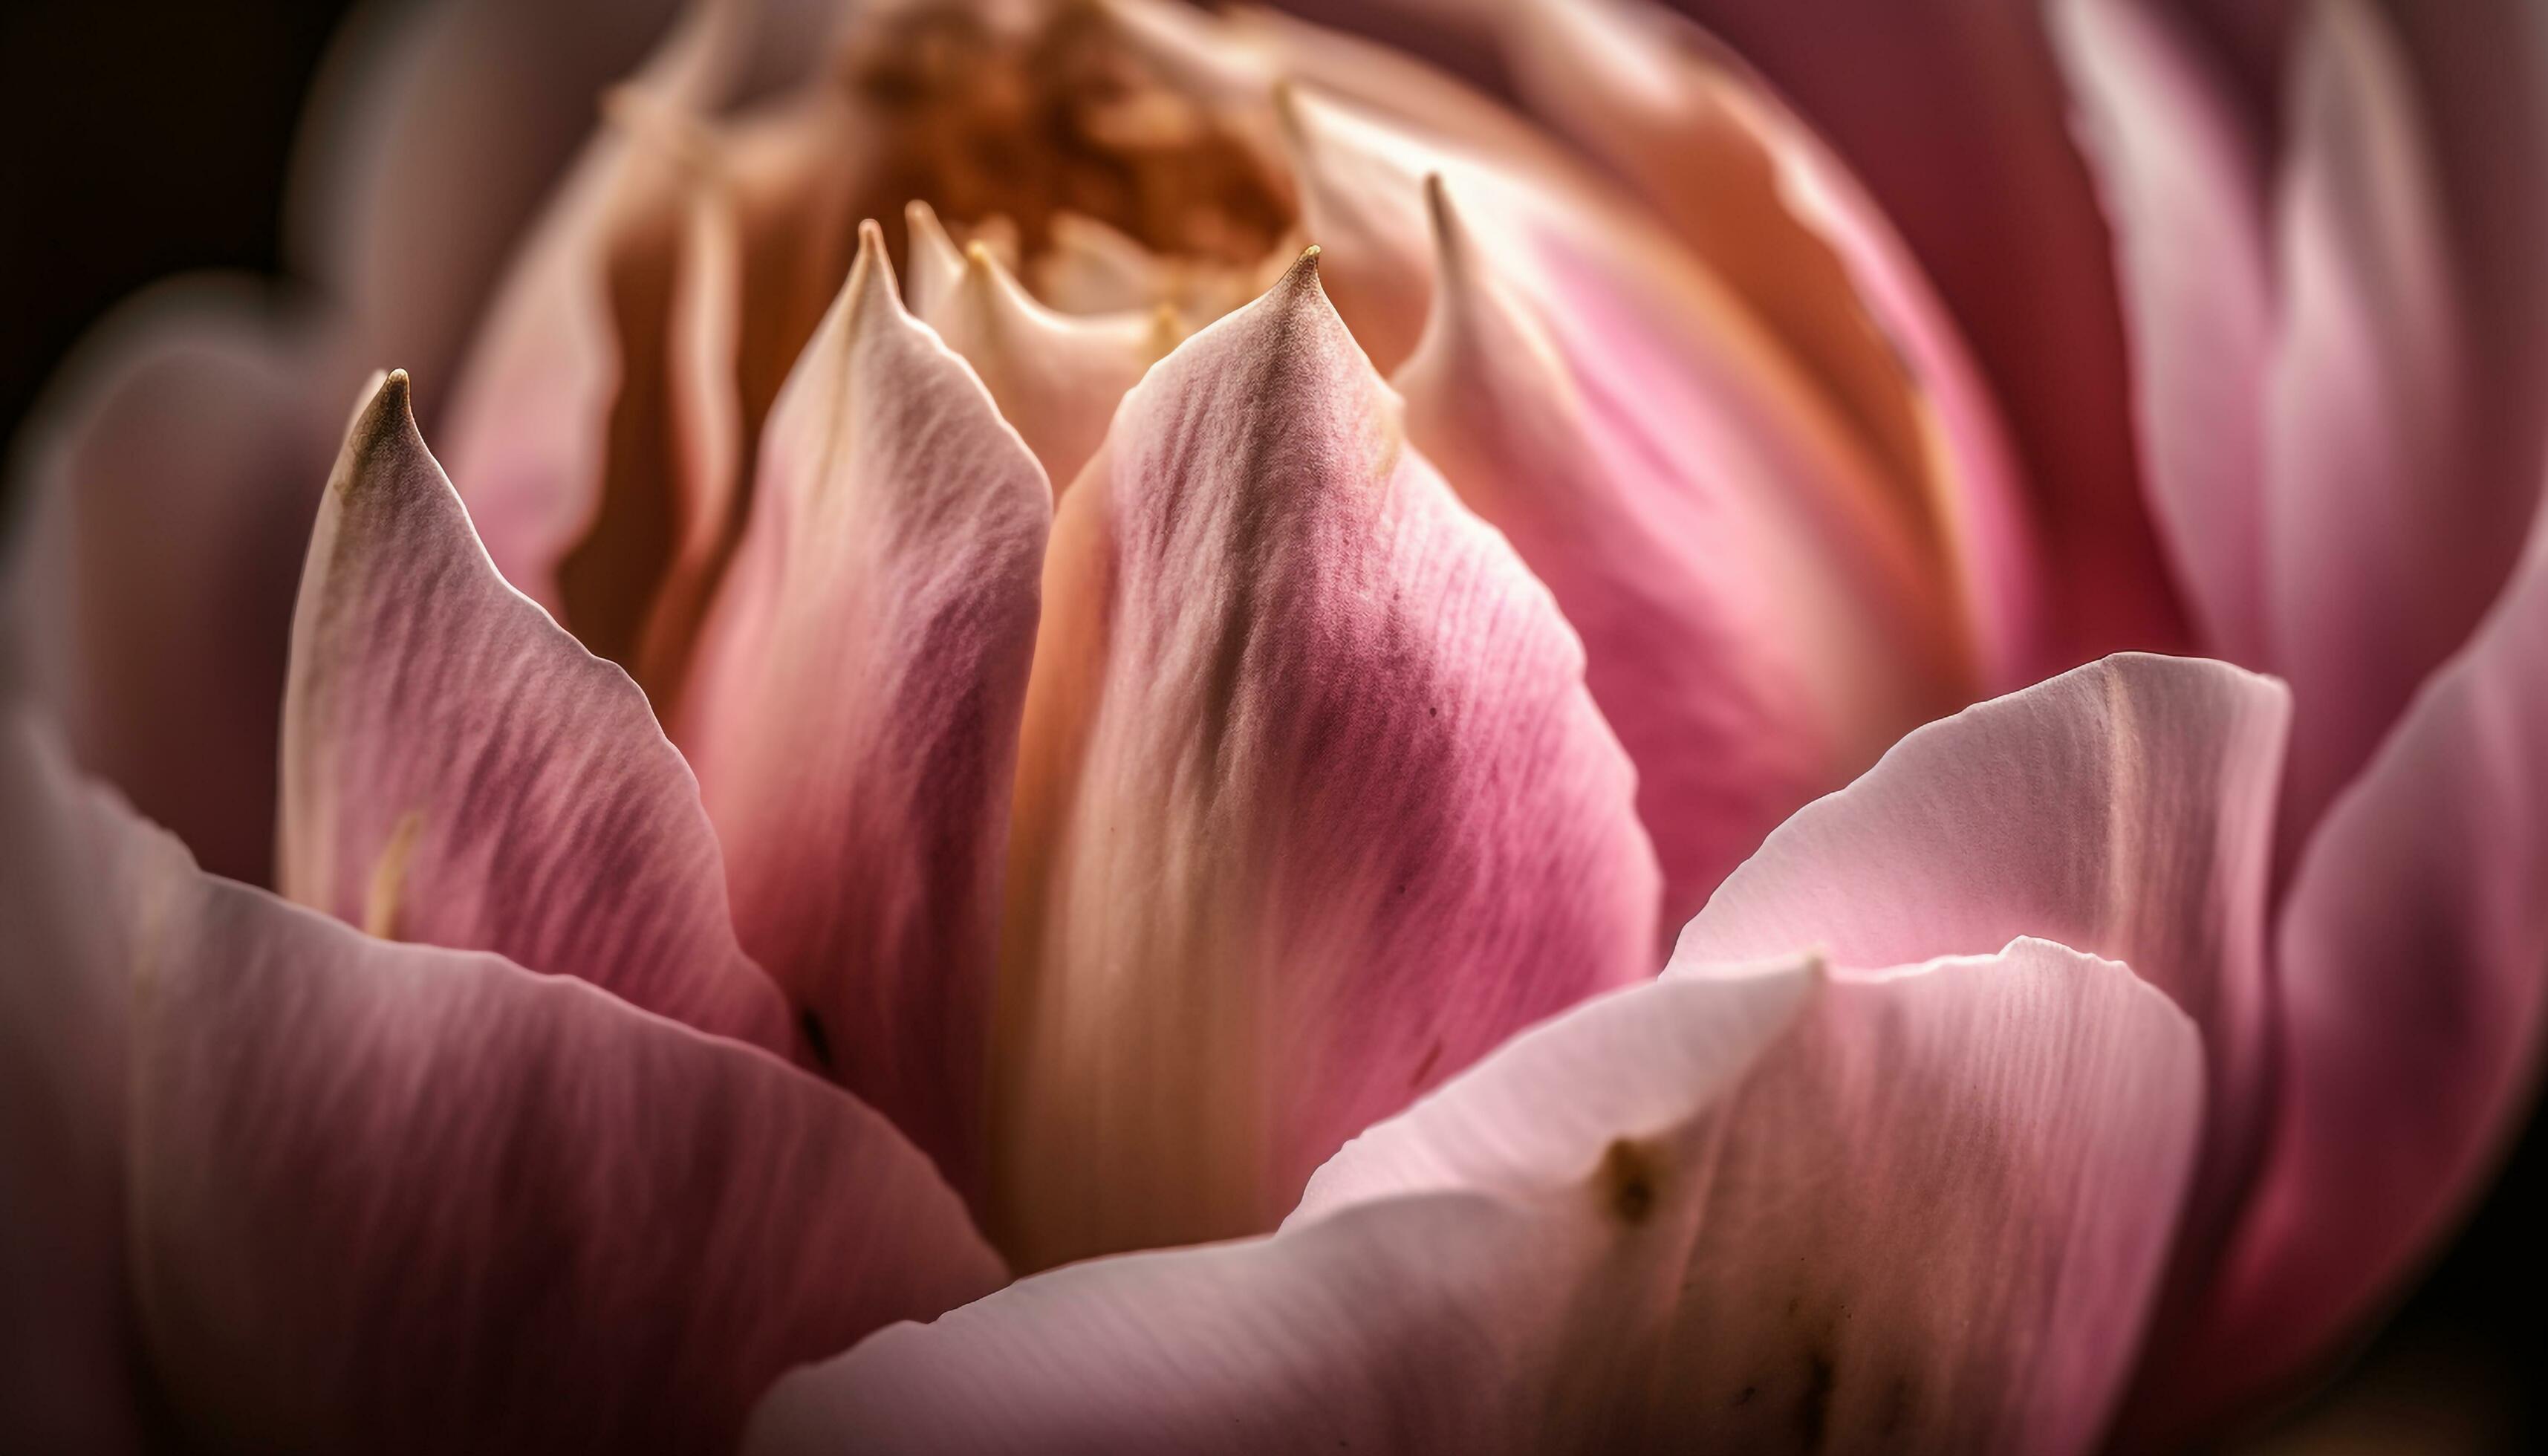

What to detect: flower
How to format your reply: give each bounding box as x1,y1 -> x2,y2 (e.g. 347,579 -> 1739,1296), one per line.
4,0 -> 2544,1452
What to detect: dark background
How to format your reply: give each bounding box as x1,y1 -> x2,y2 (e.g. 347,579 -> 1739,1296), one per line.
2,1 -> 2539,1448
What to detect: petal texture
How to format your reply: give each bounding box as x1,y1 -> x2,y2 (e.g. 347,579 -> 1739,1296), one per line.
681,223 -> 1051,1194
993,251 -> 1659,1270
750,941 -> 2201,1455
65,757 -> 1004,1453
279,371 -> 793,1053
1675,654 -> 2287,1349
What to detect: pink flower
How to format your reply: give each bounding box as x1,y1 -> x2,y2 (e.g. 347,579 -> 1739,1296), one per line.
4,0 -> 2544,1452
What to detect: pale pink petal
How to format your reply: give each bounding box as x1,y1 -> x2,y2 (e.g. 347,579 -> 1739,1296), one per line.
4,279 -> 342,883
1394,177 -> 1843,932
0,712 -> 145,1452
2191,476 -> 2548,1429
680,222 -> 1050,1195
750,940 -> 2200,1455
279,371 -> 793,1053
2051,0 -> 2277,664
904,201 -> 1174,495
2263,0 -> 2523,837
1454,0 -> 2044,687
48,776 -> 1003,1454
992,250 -> 1660,1271
1675,652 -> 2287,1386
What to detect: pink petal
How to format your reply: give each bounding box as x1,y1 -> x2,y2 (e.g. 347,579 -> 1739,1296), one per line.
904,200 -> 1173,495
1457,0 -> 2045,688
5,279 -> 342,883
749,940 -> 2201,1455
0,712 -> 145,1452
1675,652 -> 2287,1399
992,250 -> 1659,1271
2050,0 -> 2277,664
1394,177 -> 1852,932
53,775 -> 1003,1453
279,370 -> 793,1054
680,221 -> 1051,1195
2193,472 -> 2548,1426
2263,0 -> 2523,837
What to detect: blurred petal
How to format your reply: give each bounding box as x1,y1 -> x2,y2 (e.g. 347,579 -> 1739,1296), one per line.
2263,0 -> 2519,837
992,251 -> 1660,1270
751,941 -> 2201,1455
285,0 -> 682,393
905,201 -> 1174,494
1471,0 -> 2044,686
1394,177 -> 1842,931
2051,0 -> 2276,664
2196,472 -> 2548,1428
1278,83 -> 1975,770
1675,653 -> 2288,1367
0,712 -> 143,1452
681,223 -> 1051,1195
66,779 -> 1004,1453
279,371 -> 793,1053
4,277 -> 341,883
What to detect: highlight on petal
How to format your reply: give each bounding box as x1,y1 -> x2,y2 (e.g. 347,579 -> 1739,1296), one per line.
4,277 -> 343,884
904,200 -> 1174,495
27,763 -> 1001,1455
749,941 -> 2202,1455
1395,175 -> 1839,932
279,370 -> 793,1054
0,712 -> 146,1452
1676,653 -> 2287,1316
2191,479 -> 2548,1428
2050,0 -> 2275,665
2263,0 -> 2515,838
680,221 -> 1052,1195
991,250 -> 1661,1271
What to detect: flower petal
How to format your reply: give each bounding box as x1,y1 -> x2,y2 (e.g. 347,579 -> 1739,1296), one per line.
749,940 -> 2200,1455
991,250 -> 1660,1271
1394,177 -> 1847,931
56,773 -> 1004,1454
680,221 -> 1051,1194
0,712 -> 145,1452
4,278 -> 341,883
2050,0 -> 2276,664
905,200 -> 1174,495
279,370 -> 793,1053
2263,0 -> 2522,836
1674,652 -> 2287,1382
2196,472 -> 2548,1425
1455,0 -> 2045,687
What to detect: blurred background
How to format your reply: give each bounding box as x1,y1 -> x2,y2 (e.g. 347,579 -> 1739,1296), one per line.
1,1 -> 2538,1449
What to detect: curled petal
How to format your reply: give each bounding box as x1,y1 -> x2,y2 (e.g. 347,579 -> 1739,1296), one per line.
1675,652 -> 2287,1374
2198,478 -> 2548,1425
2050,0 -> 2275,664
279,371 -> 793,1053
905,201 -> 1174,494
993,251 -> 1659,1270
682,222 -> 1051,1195
4,279 -> 341,883
2263,0 -> 2515,836
750,941 -> 2200,1455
